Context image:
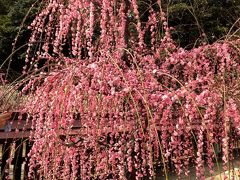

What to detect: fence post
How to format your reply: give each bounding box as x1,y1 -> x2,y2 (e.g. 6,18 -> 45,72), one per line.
13,139 -> 24,179
1,139 -> 11,179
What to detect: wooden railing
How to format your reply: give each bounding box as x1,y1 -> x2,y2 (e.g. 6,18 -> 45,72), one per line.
0,112 -> 31,179
0,138 -> 31,179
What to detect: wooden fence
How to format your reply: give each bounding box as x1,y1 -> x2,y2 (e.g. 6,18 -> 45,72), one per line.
0,112 -> 82,179
0,138 -> 31,179
0,112 -> 30,179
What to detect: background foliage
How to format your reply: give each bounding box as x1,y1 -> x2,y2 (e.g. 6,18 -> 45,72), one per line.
0,0 -> 39,80
167,0 -> 240,48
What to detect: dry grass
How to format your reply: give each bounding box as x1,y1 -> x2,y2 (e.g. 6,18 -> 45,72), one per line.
0,85 -> 29,112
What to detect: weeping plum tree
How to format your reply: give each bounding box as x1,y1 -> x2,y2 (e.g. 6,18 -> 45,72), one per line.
6,0 -> 240,179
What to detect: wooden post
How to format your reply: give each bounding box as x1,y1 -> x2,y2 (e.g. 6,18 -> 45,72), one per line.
13,139 -> 23,179
23,140 -> 31,179
1,139 -> 11,179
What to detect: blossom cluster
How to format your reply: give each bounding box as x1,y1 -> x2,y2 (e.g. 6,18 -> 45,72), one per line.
13,0 -> 240,179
